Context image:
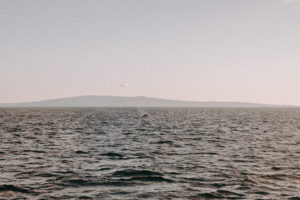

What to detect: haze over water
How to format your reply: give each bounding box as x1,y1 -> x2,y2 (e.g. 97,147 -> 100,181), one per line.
1,108 -> 300,199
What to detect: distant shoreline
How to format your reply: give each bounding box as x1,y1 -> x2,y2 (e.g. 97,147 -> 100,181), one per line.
0,95 -> 296,108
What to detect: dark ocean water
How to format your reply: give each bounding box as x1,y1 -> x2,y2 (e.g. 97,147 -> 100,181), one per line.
0,108 -> 300,200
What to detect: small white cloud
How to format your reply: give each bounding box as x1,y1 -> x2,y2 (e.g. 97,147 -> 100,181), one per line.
120,83 -> 130,88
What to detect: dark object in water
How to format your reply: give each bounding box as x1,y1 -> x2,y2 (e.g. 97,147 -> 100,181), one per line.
142,114 -> 149,118
101,152 -> 124,159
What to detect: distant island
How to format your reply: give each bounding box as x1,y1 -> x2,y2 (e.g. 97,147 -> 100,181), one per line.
0,95 -> 295,107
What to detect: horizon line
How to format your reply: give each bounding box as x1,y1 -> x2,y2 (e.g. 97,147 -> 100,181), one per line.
0,95 -> 297,107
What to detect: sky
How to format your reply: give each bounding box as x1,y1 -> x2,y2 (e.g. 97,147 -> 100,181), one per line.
0,0 -> 299,105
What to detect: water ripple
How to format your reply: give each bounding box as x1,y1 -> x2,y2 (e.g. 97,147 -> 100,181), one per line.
0,108 -> 300,199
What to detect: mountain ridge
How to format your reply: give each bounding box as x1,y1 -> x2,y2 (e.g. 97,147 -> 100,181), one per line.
0,95 -> 295,107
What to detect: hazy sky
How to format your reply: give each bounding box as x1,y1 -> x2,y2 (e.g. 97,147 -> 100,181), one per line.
1,0 -> 299,105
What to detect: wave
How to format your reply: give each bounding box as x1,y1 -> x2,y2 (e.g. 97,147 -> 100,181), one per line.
0,184 -> 35,194
192,190 -> 246,199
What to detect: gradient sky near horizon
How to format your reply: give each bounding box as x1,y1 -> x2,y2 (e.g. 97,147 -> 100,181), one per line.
1,0 -> 299,105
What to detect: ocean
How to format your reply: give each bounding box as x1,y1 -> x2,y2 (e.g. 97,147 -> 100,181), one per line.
0,108 -> 299,199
